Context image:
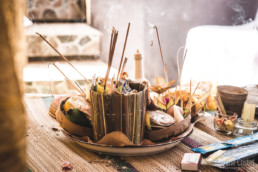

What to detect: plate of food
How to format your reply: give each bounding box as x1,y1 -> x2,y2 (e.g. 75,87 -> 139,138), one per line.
40,24 -> 216,156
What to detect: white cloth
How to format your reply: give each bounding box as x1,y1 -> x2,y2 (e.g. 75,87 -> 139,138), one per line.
181,22 -> 258,87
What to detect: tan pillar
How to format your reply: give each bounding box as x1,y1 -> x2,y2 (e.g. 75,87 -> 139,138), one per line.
0,0 -> 27,171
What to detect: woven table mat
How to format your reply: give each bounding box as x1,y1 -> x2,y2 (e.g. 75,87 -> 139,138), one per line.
25,96 -> 258,172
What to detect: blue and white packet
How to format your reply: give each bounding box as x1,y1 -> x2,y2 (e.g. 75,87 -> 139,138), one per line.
192,132 -> 258,154
202,142 -> 258,168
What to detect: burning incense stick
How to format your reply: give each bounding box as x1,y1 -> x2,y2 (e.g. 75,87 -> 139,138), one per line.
36,32 -> 90,85
116,23 -> 130,87
153,25 -> 168,83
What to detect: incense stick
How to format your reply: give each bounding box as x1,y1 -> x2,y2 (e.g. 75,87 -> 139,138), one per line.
104,28 -> 118,91
116,23 -> 130,87
65,78 -> 85,96
189,80 -> 192,114
36,32 -> 90,85
180,49 -> 188,80
153,25 -> 168,83
74,81 -> 86,96
118,57 -> 128,82
175,47 -> 185,90
52,63 -> 86,96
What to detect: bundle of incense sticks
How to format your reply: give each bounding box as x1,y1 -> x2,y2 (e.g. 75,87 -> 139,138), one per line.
104,27 -> 118,91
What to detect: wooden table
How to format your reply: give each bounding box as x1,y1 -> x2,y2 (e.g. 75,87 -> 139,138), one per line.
25,95 -> 258,172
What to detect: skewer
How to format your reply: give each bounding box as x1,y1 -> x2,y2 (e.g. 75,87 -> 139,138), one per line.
118,57 -> 128,82
189,80 -> 192,114
180,49 -> 188,79
153,25 -> 168,83
74,81 -> 86,96
52,63 -> 86,96
36,32 -> 90,85
116,23 -> 130,87
175,47 -> 184,90
65,78 -> 85,96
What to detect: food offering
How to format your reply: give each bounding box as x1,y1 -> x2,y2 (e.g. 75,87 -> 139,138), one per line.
145,78 -> 214,141
37,24 -> 212,155
56,96 -> 93,138
144,27 -> 217,141
214,94 -> 238,134
214,112 -> 238,133
90,77 -> 148,145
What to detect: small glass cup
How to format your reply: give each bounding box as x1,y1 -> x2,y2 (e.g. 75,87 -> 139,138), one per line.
233,118 -> 258,137
214,112 -> 238,134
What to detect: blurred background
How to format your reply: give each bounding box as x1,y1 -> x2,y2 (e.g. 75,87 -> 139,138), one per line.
24,0 -> 258,94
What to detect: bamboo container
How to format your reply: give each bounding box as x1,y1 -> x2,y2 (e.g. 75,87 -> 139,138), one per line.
90,82 -> 147,145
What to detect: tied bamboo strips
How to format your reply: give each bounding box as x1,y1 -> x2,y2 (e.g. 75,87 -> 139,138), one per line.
36,32 -> 91,86
116,23 -> 130,87
104,27 -> 118,91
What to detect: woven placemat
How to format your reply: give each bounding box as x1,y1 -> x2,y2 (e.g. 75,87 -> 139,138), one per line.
25,96 -> 258,172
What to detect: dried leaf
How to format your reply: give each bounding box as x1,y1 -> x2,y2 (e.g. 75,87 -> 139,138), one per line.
151,80 -> 175,94
97,131 -> 134,146
141,139 -> 156,146
156,76 -> 166,86
62,161 -> 73,171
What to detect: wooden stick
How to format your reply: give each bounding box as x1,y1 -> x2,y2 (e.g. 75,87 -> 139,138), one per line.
175,47 -> 185,90
189,80 -> 192,114
104,28 -> 118,90
74,81 -> 86,96
118,57 -> 128,82
36,32 -> 91,85
116,23 -> 130,87
153,25 -> 168,83
165,64 -> 168,82
180,49 -> 188,80
65,78 -> 85,96
52,63 -> 86,96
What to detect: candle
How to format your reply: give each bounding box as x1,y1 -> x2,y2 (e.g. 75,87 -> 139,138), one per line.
134,49 -> 144,82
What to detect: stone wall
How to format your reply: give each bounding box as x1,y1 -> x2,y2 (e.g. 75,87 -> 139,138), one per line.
26,0 -> 86,21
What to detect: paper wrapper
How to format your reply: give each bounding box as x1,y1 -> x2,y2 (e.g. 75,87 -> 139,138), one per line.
90,82 -> 147,145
